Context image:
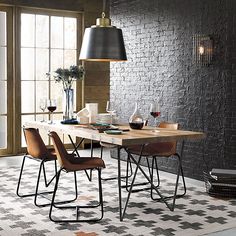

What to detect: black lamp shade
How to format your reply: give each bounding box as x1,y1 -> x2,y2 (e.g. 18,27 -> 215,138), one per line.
79,27 -> 127,61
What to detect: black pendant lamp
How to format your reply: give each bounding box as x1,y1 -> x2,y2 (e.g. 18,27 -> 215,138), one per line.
79,0 -> 127,62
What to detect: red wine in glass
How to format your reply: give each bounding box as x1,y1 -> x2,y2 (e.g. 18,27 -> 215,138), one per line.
47,106 -> 57,112
150,102 -> 160,132
129,122 -> 144,130
150,111 -> 161,118
47,99 -> 57,124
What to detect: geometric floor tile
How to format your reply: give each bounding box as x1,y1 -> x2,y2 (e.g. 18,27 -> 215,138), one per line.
1,150 -> 236,236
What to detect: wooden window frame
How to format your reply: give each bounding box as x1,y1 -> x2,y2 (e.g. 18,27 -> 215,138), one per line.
0,5 -> 83,156
0,6 -> 13,156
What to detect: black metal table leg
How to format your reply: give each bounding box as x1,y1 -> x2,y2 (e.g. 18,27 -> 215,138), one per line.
117,145 -> 145,221
117,146 -> 123,221
68,135 -> 84,157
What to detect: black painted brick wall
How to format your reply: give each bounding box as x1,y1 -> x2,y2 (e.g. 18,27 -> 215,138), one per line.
110,0 -> 236,180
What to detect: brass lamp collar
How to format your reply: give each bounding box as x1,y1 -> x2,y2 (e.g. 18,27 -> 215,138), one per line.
93,11 -> 114,28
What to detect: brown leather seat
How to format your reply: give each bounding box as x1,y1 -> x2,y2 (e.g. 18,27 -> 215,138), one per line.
127,122 -> 178,157
126,122 -> 186,211
48,131 -> 105,223
16,127 -> 58,207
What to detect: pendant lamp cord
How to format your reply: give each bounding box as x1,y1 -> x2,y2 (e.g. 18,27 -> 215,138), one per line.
102,0 -> 107,18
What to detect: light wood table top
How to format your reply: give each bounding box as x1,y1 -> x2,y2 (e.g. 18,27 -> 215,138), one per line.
24,121 -> 206,146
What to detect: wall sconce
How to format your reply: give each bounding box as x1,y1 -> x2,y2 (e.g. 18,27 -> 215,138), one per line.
193,35 -> 213,66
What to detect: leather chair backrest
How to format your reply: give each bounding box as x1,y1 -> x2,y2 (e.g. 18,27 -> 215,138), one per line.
23,128 -> 49,159
138,122 -> 179,157
49,131 -> 73,168
157,122 -> 179,155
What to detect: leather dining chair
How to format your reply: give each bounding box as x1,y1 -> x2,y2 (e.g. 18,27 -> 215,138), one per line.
125,122 -> 186,211
49,131 -> 105,223
16,127 -> 58,207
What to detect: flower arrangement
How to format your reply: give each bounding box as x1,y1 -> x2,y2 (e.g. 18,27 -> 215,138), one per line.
47,65 -> 85,90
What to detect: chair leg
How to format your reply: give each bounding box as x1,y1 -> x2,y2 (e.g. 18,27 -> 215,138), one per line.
148,157 -> 160,187
151,154 -> 186,211
16,155 -> 32,197
49,168 -> 104,223
100,146 -> 104,158
124,155 -> 155,193
124,154 -> 151,192
127,152 -> 175,212
16,155 -> 54,199
42,160 -> 58,187
34,160 -> 51,207
125,153 -> 133,187
169,153 -> 186,211
36,165 -> 78,208
17,155 -> 76,208
150,157 -> 160,199
101,146 -> 117,181
98,168 -> 104,219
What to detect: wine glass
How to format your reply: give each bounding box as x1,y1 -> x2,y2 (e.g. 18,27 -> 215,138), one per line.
150,102 -> 161,132
47,99 -> 57,124
39,98 -> 47,122
106,101 -> 116,124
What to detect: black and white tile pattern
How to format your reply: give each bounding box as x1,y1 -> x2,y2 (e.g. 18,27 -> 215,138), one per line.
0,153 -> 236,236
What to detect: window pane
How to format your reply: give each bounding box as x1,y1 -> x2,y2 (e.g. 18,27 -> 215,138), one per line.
50,80 -> 63,112
36,115 -> 49,144
51,49 -> 63,71
0,115 -> 7,148
35,81 -> 49,112
0,12 -> 6,46
21,115 -> 34,147
64,17 -> 76,49
51,16 -> 63,49
0,46 -> 6,80
36,49 -> 49,80
53,113 -> 63,122
21,48 -> 35,80
0,81 -> 7,114
21,81 -> 35,113
21,14 -> 35,47
64,49 -> 76,68
36,15 -> 49,48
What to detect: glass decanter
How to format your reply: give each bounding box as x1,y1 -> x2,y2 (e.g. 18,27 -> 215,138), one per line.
129,102 -> 144,130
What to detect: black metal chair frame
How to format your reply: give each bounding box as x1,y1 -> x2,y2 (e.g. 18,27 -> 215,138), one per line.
150,153 -> 186,202
117,142 -> 186,220
123,152 -> 160,193
49,167 -> 104,223
16,153 -> 58,207
100,145 -> 133,181
17,129 -> 78,207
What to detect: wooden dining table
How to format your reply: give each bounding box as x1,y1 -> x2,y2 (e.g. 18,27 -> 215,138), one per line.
24,121 -> 205,221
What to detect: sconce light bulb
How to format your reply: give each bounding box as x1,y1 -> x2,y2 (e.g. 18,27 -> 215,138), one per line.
199,46 -> 204,55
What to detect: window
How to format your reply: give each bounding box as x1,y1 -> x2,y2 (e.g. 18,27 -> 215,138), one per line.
0,11 -> 7,149
20,10 -> 80,147
0,7 -> 13,155
0,6 -> 82,155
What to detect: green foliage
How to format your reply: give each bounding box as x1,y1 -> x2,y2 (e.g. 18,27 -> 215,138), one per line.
46,65 -> 85,90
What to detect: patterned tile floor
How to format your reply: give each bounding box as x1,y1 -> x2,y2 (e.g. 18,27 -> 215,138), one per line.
0,149 -> 236,236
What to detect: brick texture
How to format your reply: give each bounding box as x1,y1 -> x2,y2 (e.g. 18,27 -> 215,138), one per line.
110,0 -> 236,180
